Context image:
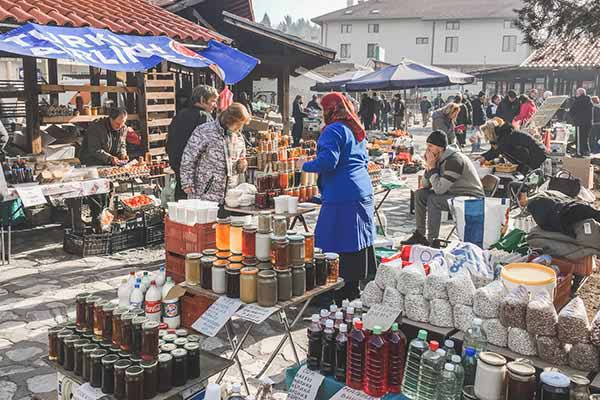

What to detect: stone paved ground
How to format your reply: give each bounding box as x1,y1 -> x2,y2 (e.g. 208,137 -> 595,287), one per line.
0,128 -> 458,399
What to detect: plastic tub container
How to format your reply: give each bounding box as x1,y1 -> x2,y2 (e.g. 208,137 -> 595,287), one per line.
501,263 -> 557,299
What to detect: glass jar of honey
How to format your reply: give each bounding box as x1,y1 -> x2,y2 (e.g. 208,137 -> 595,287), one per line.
93,299 -> 107,338
242,225 -> 257,259
215,218 -> 230,251
303,232 -> 314,262
325,253 -> 340,284
230,221 -> 244,253
279,171 -> 289,189
271,238 -> 290,271
184,253 -> 202,286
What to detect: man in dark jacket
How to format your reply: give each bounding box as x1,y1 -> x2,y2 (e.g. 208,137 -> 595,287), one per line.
80,107 -> 128,166
433,93 -> 445,109
372,92 -> 383,129
393,94 -> 405,130
454,95 -> 470,147
569,88 -> 594,156
360,93 -> 375,130
496,90 -> 520,123
420,96 -> 433,127
306,94 -> 322,111
471,91 -> 487,126
167,85 -> 218,199
381,95 -> 391,132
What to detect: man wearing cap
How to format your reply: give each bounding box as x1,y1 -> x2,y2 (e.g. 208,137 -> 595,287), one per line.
403,131 -> 485,246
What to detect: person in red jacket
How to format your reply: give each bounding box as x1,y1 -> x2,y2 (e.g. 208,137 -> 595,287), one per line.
513,94 -> 537,127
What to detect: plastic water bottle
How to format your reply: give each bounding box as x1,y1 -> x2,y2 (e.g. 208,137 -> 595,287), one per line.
443,339 -> 456,360
416,341 -> 445,400
227,383 -> 245,400
141,272 -> 152,291
364,325 -> 388,397
135,278 -> 145,295
462,347 -> 478,386
161,277 -> 180,329
130,284 -> 144,309
320,319 -> 336,376
387,322 -> 407,393
155,266 -> 166,288
346,319 -> 366,390
438,363 -> 457,400
451,355 -> 465,399
401,329 -> 428,399
334,311 -> 344,334
319,309 -> 330,329
307,314 -> 322,371
127,271 -> 136,288
144,280 -> 162,322
463,318 -> 487,355
118,279 -> 132,308
334,323 -> 348,382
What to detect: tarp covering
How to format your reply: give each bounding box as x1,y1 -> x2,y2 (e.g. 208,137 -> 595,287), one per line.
345,58 -> 475,91
0,23 -> 259,84
311,69 -> 373,92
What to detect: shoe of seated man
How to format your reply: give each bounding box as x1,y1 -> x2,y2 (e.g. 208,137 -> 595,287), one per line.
400,231 -> 431,246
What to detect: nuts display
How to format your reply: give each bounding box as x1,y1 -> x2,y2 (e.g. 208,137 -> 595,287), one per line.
360,281 -> 384,308
423,269 -> 449,300
568,343 -> 600,372
382,286 -> 404,311
374,263 -> 400,290
395,264 -> 426,296
447,272 -> 476,306
507,328 -> 537,356
482,319 -> 508,347
536,336 -> 569,366
499,286 -> 529,329
590,310 -> 600,346
405,294 -> 430,323
558,297 -> 590,344
453,304 -> 475,332
473,281 -> 507,319
526,292 -> 558,337
428,299 -> 454,328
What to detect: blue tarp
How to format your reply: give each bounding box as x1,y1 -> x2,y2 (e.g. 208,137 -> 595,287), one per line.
345,58 -> 475,91
0,23 -> 258,84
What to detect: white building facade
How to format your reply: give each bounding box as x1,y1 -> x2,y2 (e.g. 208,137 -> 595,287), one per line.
313,0 -> 530,71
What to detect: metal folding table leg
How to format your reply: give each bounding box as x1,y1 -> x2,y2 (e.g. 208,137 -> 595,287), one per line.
216,320 -> 252,394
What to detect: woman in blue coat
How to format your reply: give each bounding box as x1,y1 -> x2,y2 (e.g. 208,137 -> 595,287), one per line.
302,92 -> 376,302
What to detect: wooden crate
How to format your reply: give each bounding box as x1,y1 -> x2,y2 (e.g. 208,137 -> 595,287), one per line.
553,258 -> 575,311
181,293 -> 215,329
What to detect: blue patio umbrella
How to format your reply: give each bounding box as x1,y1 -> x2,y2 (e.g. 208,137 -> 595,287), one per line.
311,69 -> 373,92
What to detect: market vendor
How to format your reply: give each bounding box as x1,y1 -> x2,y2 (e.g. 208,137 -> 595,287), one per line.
302,92 -> 375,303
403,131 -> 484,246
79,107 -> 128,166
478,117 -> 548,173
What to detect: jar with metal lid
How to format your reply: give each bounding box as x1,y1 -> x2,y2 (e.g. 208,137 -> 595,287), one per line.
303,232 -> 314,262
174,337 -> 188,348
240,267 -> 258,303
325,253 -> 340,284
229,255 -> 244,264
315,253 -> 327,286
101,354 -> 119,394
242,225 -> 257,258
82,344 -> 99,381
474,352 -> 507,400
157,353 -> 173,393
112,307 -> 128,348
109,345 -> 120,355
101,303 -> 115,342
130,354 -> 143,366
85,295 -> 100,333
292,264 -> 306,297
93,299 -> 107,338
305,263 -> 316,291
120,312 -> 135,352
131,316 -> 147,357
113,359 -> 131,400
202,248 -> 218,257
276,268 -> 293,301
175,328 -> 188,337
125,366 -> 144,400
185,253 -> 202,286
216,217 -> 231,251
273,216 -> 287,237
171,348 -> 188,386
226,263 -> 242,298
216,250 -> 232,260
63,335 -> 79,371
73,339 -> 90,376
540,371 -> 570,400
200,256 -> 216,290
258,260 -> 272,271
48,326 -> 64,361
184,342 -> 201,379
230,220 -> 244,253
76,292 -> 91,329
90,349 -> 108,388
569,375 -> 590,400
118,350 -> 131,360
187,334 -> 200,343
462,386 -> 477,400
506,361 -> 536,400
141,360 -> 158,399
161,343 -> 177,353
141,320 -> 159,361
271,238 -> 290,271
289,235 -> 305,266
257,270 -> 278,307
212,260 -> 229,294
258,211 -> 272,233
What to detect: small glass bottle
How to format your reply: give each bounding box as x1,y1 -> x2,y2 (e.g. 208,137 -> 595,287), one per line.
570,375 -> 591,400
325,253 -> 340,284
305,263 -> 316,291
242,225 -> 257,258
101,354 -> 119,394
256,231 -> 272,262
229,221 -> 244,254
212,260 -> 229,294
125,366 -> 144,400
112,307 -> 128,349
200,256 -> 216,290
240,267 -> 258,304
57,329 -> 73,366
131,316 -> 148,358
157,353 -> 173,393
185,253 -> 202,286
257,211 -> 272,233
226,263 -> 242,299
216,217 -> 231,251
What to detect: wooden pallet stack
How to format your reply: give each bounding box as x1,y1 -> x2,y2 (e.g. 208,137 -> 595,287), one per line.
142,72 -> 176,161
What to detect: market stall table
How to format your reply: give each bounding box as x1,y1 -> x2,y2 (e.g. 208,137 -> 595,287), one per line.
224,205 -> 318,232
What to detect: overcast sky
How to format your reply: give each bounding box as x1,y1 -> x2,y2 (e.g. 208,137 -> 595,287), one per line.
253,0 -> 347,25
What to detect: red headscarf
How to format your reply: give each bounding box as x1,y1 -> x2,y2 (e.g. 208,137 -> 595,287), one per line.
320,92 -> 366,142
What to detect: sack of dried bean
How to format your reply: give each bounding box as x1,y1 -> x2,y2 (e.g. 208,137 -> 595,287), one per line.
474,281 -> 507,319
526,291 -> 558,336
483,318 -> 508,347
589,310 -> 600,346
536,336 -> 568,366
558,297 -> 590,344
498,285 -> 529,329
396,264 -> 426,295
429,299 -> 454,328
569,343 -> 600,372
405,294 -> 430,323
361,281 -> 384,308
375,262 -> 401,290
423,264 -> 449,300
382,286 -> 404,311
454,304 -> 475,332
447,271 -> 476,306
507,328 -> 537,356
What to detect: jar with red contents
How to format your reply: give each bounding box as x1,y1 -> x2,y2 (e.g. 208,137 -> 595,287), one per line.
271,238 -> 290,271
242,225 -> 257,258
75,293 -> 91,330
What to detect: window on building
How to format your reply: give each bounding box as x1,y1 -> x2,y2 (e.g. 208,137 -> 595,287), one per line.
367,43 -> 379,58
502,35 -> 517,52
341,24 -> 352,33
504,19 -> 518,29
445,37 -> 459,53
446,21 -> 460,30
416,37 -> 429,45
368,24 -> 380,33
340,43 -> 351,59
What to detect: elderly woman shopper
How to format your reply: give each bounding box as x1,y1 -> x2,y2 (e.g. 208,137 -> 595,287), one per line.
302,92 -> 375,302
180,103 -> 250,202
432,103 -> 461,145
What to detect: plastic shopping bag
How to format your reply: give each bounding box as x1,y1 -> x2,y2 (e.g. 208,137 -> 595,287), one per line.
450,197 -> 509,249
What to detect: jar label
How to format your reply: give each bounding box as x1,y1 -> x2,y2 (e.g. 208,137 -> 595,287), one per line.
162,300 -> 180,318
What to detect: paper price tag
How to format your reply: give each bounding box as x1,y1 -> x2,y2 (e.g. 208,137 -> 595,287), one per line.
15,186 -> 47,208
363,303 -> 401,332
287,366 -> 325,400
236,303 -> 277,324
191,296 -> 242,337
329,387 -> 380,400
73,383 -> 103,400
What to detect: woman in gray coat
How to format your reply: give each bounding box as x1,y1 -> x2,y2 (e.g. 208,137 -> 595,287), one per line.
180,103 -> 250,202
431,103 -> 461,145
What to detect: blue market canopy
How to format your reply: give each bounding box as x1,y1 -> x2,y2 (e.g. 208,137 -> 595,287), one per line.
345,58 -> 475,91
311,69 -> 373,92
0,23 -> 259,84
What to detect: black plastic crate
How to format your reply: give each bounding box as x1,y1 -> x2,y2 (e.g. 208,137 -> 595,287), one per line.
146,223 -> 165,245
110,228 -> 146,253
63,229 -> 111,257
143,207 -> 165,227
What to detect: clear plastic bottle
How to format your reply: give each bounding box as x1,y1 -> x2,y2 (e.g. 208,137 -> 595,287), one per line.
127,271 -> 136,288
416,341 -> 445,400
329,304 -> 338,319
320,319 -> 335,376
307,314 -> 322,371
463,318 -> 487,355
354,300 -> 364,320
155,266 -> 166,288
341,299 -> 350,318
141,272 -> 152,291
451,354 -> 465,399
387,322 -> 407,393
118,279 -> 132,308
130,284 -> 144,309
401,329 -> 428,399
144,281 -> 162,322
334,311 -> 344,334
135,278 -> 146,295
345,306 -> 355,328
364,325 -> 388,397
438,363 -> 457,400
227,383 -> 245,400
319,309 -> 330,329
334,323 -> 348,382
443,339 -> 456,361
346,319 -> 366,390
462,347 -> 478,386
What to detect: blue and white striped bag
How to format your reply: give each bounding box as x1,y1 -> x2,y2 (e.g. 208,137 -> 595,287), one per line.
450,197 -> 510,249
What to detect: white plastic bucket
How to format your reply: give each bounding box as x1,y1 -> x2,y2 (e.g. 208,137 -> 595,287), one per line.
501,263 -> 557,299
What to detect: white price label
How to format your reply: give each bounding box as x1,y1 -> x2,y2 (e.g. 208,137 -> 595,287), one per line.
584,222 -> 592,235
73,383 -> 103,400
191,296 -> 242,337
363,303 -> 401,332
15,186 -> 47,208
287,366 -> 325,400
329,387 -> 380,400
235,303 -> 278,324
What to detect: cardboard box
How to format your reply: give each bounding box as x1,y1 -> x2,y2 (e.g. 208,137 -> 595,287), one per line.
562,156 -> 594,189
247,117 -> 270,131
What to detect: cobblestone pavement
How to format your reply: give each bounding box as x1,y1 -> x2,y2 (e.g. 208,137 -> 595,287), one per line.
0,128 -> 457,399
